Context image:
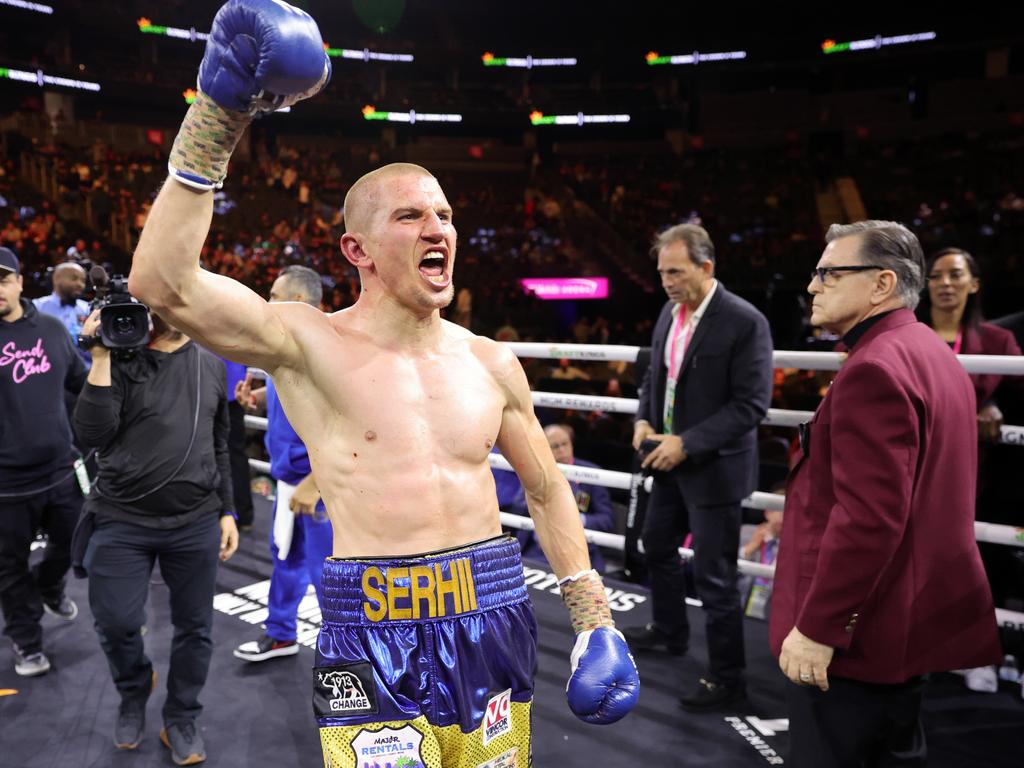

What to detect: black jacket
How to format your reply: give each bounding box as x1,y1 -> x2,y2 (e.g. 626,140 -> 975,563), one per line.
74,341 -> 234,528
0,298 -> 86,492
637,284 -> 774,505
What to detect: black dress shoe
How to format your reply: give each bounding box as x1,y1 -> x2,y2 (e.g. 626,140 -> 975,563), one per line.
678,677 -> 746,712
621,623 -> 688,655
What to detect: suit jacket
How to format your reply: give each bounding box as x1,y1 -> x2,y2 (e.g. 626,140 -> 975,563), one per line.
961,322 -> 1023,407
636,284 -> 774,505
769,310 -> 1001,683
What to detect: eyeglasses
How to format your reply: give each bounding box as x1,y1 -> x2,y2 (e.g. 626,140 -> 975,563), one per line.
810,265 -> 887,287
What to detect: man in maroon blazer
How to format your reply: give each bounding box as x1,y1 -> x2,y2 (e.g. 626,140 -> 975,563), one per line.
770,220 -> 1001,767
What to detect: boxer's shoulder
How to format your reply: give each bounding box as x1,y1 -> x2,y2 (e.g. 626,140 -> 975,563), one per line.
461,329 -> 520,378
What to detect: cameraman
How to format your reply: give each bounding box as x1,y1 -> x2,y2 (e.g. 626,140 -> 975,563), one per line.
0,247 -> 86,678
73,307 -> 238,762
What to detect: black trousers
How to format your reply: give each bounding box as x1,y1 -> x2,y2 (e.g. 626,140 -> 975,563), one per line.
227,400 -> 254,526
84,514 -> 220,724
0,473 -> 81,653
640,471 -> 745,682
787,675 -> 927,767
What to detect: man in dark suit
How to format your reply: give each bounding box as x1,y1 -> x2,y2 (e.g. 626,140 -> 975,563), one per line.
625,223 -> 773,710
771,220 -> 1001,767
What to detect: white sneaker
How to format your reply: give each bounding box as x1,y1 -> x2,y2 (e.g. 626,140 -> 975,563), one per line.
233,634 -> 299,662
964,665 -> 998,693
13,645 -> 51,677
43,595 -> 78,621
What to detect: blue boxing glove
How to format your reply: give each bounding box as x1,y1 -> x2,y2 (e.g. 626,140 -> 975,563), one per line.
560,569 -> 640,724
169,0 -> 331,190
200,0 -> 331,115
566,627 -> 640,724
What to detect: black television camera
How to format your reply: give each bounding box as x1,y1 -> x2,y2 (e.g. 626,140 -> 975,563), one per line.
77,266 -> 151,353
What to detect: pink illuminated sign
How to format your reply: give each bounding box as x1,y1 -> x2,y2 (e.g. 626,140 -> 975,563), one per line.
519,277 -> 609,300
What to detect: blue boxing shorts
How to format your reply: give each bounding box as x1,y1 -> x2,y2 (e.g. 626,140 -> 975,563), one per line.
315,535 -> 537,768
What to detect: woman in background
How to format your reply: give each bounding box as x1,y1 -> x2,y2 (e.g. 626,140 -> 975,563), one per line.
918,246 -> 1024,695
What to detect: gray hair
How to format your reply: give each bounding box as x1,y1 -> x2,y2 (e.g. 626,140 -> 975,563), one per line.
279,265 -> 323,307
825,220 -> 925,310
651,223 -> 715,266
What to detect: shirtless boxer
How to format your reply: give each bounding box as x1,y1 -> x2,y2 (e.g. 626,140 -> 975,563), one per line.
127,1 -> 638,765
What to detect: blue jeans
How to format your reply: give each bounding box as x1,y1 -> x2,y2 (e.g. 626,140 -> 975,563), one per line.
266,512 -> 333,641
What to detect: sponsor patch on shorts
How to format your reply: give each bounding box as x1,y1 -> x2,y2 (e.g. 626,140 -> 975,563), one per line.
476,747 -> 519,767
350,724 -> 424,766
313,661 -> 378,718
482,688 -> 512,746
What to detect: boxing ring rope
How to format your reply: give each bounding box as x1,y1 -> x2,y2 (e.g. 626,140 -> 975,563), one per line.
527,391 -> 1024,447
244,343 -> 1024,625
243,433 -> 1024,626
243,417 -> 1022,551
244,380 -> 1024,554
505,343 -> 1024,377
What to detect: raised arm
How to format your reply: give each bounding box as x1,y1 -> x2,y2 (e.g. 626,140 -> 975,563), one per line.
129,0 -> 331,371
129,182 -> 291,370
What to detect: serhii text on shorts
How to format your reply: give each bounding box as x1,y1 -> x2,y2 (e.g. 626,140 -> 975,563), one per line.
361,557 -> 478,621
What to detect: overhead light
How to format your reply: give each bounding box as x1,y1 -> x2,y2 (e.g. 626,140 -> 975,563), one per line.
821,31 -> 936,54
362,105 -> 462,123
529,111 -> 630,126
645,50 -> 747,66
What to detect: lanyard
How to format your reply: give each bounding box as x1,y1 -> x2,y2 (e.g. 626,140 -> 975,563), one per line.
667,307 -> 691,381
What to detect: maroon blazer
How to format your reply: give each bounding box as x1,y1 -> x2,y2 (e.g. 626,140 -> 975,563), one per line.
962,322 -> 1023,407
769,309 -> 1001,683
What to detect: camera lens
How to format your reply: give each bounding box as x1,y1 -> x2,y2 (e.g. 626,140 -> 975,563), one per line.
114,316 -> 135,334
101,304 -> 151,348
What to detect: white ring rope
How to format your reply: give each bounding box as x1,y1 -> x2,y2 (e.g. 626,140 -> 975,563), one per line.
251,347 -> 1024,378
499,506 -> 779,580
244,455 -> 1024,626
245,446 -> 1023,550
244,335 -> 1024,584
486,451 -> 636,490
528,391 -> 1024,447
246,389 -> 1024,445
505,342 -> 642,363
244,415 -> 268,431
506,343 -> 1024,376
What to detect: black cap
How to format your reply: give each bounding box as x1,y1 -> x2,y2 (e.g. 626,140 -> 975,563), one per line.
0,247 -> 19,276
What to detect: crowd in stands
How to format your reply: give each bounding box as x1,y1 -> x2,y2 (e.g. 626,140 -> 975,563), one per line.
3,116 -> 1023,488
